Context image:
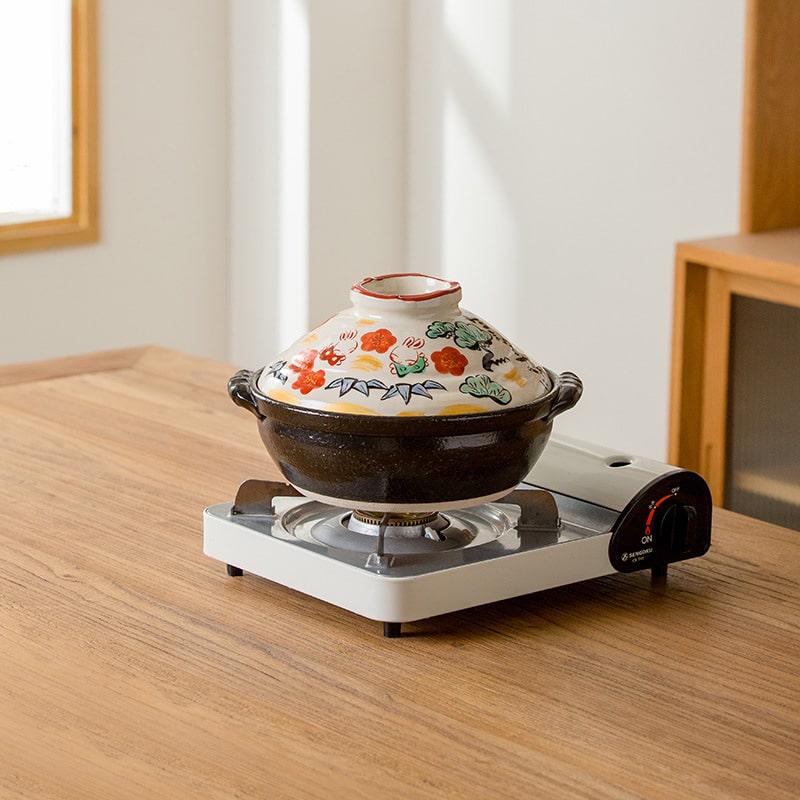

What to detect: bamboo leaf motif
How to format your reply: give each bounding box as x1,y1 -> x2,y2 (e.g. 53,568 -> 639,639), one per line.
326,377 -> 388,397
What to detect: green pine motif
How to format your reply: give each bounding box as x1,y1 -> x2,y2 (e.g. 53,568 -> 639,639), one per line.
452,322 -> 491,350
426,320 -> 493,351
425,321 -> 456,339
459,374 -> 512,405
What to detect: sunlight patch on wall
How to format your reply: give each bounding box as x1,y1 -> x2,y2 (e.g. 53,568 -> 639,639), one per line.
441,0 -> 517,333
444,0 -> 511,114
277,0 -> 309,346
442,94 -> 516,286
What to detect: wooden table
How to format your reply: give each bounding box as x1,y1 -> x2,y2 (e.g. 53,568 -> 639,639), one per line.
1,347 -> 798,799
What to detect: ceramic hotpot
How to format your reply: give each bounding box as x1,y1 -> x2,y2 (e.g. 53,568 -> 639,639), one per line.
228,273 -> 582,512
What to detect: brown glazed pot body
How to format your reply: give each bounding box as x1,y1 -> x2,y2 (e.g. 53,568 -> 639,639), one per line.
228,367 -> 582,510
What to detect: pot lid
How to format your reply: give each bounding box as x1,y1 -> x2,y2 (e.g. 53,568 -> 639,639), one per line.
256,273 -> 554,416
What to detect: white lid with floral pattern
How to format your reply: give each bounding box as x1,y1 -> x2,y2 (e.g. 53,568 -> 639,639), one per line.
256,273 -> 553,416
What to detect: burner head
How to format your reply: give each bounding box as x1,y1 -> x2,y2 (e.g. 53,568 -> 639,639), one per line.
348,510 -> 447,540
352,509 -> 438,527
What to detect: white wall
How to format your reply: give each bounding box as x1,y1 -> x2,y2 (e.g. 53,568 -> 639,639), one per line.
307,0 -> 408,326
407,0 -> 745,459
228,0 -> 284,369
229,0 -> 745,460
0,1 -> 228,365
4,1 -> 742,462
228,0 -> 408,369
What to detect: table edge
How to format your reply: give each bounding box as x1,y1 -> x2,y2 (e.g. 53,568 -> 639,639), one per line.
0,345 -> 154,387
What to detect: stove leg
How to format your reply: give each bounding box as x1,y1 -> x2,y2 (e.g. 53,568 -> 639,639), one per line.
226,564 -> 244,577
383,622 -> 402,638
651,563 -> 668,579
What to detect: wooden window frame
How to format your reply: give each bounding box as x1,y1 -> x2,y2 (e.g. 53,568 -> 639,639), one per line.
0,0 -> 98,255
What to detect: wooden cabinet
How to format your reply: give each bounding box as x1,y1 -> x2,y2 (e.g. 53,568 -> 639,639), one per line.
669,229 -> 800,528
672,2 -> 800,529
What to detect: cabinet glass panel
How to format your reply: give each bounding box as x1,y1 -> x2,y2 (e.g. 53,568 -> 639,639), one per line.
725,295 -> 800,530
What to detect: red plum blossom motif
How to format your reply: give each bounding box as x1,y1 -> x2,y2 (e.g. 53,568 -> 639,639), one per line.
360,328 -> 397,354
431,346 -> 469,376
288,349 -> 318,373
320,345 -> 346,366
292,369 -> 326,395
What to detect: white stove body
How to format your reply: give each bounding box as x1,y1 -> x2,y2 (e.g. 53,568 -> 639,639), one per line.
203,436 -> 711,631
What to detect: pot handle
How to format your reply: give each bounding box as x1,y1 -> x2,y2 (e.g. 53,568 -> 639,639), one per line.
228,369 -> 265,420
543,371 -> 583,423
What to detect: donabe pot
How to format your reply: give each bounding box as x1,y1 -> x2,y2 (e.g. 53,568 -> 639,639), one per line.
228,367 -> 582,512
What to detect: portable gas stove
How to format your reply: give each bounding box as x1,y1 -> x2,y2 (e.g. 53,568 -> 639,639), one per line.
203,435 -> 712,637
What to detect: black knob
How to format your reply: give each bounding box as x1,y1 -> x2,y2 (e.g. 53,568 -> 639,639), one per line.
658,503 -> 697,554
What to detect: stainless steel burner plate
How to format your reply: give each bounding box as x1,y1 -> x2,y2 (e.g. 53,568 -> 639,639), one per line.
283,500 -> 518,555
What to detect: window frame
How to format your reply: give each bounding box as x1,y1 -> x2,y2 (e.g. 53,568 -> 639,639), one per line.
0,0 -> 98,255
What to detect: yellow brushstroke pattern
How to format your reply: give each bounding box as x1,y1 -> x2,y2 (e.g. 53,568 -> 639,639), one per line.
267,388 -> 300,405
300,333 -> 320,344
322,402 -> 380,415
438,403 -> 488,415
350,354 -> 383,372
503,367 -> 527,387
397,411 -> 426,417
356,318 -> 376,326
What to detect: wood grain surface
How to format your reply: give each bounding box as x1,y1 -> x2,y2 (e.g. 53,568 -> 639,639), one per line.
675,229 -> 800,286
1,347 -> 798,799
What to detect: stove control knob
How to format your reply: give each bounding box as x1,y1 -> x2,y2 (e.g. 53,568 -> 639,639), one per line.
608,470 -> 711,573
657,502 -> 697,555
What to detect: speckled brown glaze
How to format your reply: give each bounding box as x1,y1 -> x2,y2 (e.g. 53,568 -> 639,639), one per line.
228,368 -> 582,510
